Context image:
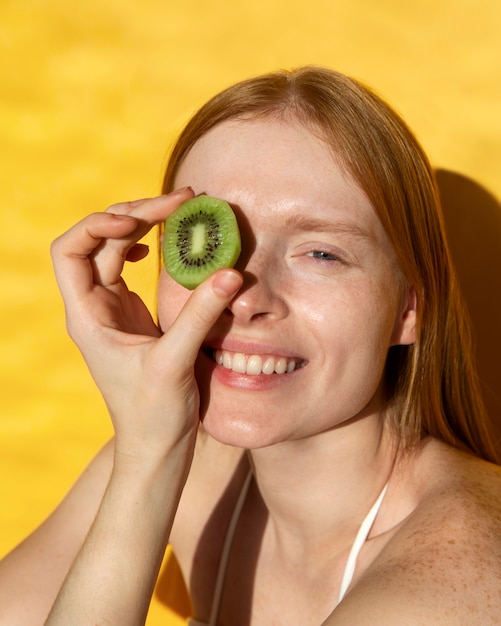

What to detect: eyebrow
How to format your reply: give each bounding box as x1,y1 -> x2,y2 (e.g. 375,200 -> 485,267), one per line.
283,214 -> 375,242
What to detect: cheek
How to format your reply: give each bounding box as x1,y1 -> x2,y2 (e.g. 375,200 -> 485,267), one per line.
157,270 -> 191,331
303,282 -> 398,359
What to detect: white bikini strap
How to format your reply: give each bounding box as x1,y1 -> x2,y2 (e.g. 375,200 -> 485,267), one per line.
337,482 -> 389,605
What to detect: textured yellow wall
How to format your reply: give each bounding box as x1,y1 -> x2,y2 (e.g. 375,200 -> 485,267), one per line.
1,1 -> 500,623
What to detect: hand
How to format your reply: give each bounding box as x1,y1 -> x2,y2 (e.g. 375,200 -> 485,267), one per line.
51,189 -> 243,458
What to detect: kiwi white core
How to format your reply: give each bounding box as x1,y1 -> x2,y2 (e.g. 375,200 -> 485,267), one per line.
191,223 -> 207,256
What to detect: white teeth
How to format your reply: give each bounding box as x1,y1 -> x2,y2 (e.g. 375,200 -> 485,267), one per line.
213,350 -> 304,376
274,357 -> 287,374
232,352 -> 247,373
262,356 -> 276,375
223,351 -> 232,369
246,355 -> 263,375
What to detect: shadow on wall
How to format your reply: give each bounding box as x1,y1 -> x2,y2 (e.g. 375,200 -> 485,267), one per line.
436,169 -> 501,451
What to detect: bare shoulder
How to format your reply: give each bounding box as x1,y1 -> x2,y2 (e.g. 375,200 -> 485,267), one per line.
329,440 -> 501,625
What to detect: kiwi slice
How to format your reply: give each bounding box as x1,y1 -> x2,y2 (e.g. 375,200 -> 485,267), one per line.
162,195 -> 241,289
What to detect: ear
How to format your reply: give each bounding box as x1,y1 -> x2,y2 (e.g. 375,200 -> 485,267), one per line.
391,287 -> 417,346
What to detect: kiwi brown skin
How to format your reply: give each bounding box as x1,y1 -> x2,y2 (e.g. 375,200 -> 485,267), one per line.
162,195 -> 242,289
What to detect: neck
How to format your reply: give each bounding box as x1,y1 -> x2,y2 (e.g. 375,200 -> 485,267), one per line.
247,415 -> 397,556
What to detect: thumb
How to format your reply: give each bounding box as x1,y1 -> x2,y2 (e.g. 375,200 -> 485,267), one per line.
160,269 -> 243,365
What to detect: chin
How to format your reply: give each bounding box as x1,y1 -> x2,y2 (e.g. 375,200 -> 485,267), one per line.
199,402 -> 275,449
195,352 -> 284,448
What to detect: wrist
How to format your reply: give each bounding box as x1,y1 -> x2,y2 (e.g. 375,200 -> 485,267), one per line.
112,428 -> 196,486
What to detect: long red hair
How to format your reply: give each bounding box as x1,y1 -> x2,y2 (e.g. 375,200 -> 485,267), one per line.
161,66 -> 499,464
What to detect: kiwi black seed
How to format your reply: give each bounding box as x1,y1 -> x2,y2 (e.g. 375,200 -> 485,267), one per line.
162,195 -> 241,289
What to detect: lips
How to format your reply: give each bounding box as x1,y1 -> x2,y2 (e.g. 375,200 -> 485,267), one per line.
213,349 -> 306,376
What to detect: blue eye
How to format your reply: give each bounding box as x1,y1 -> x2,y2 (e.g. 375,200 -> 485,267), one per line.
308,250 -> 338,261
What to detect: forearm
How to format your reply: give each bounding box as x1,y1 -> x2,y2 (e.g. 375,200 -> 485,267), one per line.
45,192 -> 243,624
45,435 -> 195,626
0,442 -> 114,626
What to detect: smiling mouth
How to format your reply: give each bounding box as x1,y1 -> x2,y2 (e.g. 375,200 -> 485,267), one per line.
211,349 -> 307,376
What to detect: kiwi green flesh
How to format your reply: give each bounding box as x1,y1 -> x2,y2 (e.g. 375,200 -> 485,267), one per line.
162,195 -> 242,290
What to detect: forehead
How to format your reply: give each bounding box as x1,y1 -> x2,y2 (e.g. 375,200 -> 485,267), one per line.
177,118 -> 346,191
174,118 -> 384,238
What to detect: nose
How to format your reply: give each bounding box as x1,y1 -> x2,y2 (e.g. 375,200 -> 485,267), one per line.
225,263 -> 289,324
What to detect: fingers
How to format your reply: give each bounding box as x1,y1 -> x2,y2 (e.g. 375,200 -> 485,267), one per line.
105,187 -> 194,222
91,188 -> 195,286
51,188 -> 194,297
157,269 -> 243,367
51,213 -> 140,300
125,243 -> 150,263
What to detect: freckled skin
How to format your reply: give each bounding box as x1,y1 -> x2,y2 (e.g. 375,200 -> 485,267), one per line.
326,441 -> 501,625
3,117 -> 499,626
158,119 -> 415,449
162,120 -> 501,625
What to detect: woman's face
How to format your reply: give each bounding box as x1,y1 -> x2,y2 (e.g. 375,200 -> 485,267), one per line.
158,118 -> 416,448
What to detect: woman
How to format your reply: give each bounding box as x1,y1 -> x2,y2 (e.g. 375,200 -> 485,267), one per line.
1,66 -> 500,625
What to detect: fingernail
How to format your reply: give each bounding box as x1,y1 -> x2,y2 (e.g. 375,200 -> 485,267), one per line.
170,186 -> 194,196
212,270 -> 242,298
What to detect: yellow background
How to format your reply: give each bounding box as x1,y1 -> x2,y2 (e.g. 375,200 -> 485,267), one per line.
1,1 -> 500,623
